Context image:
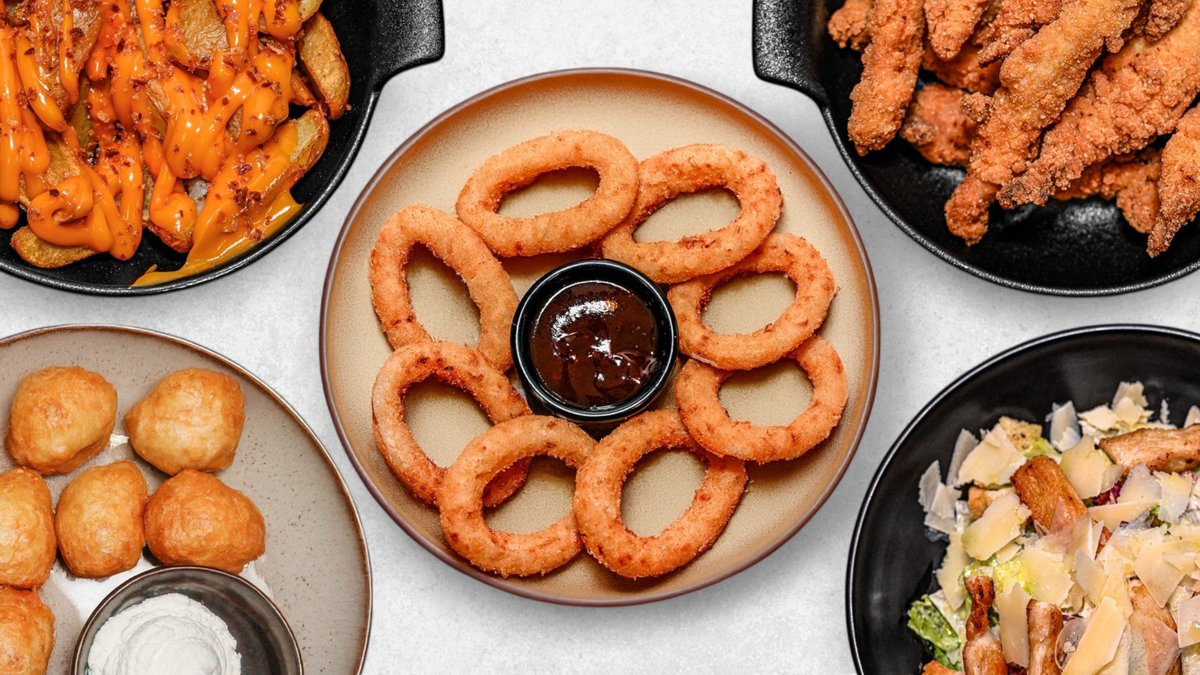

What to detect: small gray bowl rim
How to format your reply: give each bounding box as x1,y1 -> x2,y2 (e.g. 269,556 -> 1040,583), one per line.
72,565 -> 303,675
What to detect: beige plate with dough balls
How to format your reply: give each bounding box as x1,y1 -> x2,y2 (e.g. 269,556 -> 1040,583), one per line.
0,325 -> 371,672
322,68 -> 879,605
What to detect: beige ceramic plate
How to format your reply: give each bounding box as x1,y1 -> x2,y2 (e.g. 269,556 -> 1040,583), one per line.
0,325 -> 371,672
322,68 -> 879,605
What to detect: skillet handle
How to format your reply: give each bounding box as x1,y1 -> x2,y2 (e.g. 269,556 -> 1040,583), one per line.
365,0 -> 446,91
752,0 -> 830,108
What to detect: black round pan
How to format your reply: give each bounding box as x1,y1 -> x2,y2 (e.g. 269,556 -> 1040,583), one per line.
0,0 -> 445,295
752,0 -> 1200,295
846,324 -> 1200,673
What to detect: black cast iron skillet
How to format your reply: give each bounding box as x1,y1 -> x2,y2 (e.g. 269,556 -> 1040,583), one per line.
846,324 -> 1200,673
0,0 -> 445,295
752,0 -> 1200,295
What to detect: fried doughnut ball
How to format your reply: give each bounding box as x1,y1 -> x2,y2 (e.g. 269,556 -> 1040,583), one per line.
0,587 -> 53,675
6,366 -> 117,474
144,470 -> 265,574
55,461 -> 148,579
0,469 -> 55,590
126,368 -> 245,475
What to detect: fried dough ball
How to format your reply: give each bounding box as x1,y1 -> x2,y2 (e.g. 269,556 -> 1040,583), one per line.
144,470 -> 265,574
55,461 -> 148,579
0,470 -> 55,590
126,368 -> 245,475
0,587 -> 53,675
6,366 -> 117,474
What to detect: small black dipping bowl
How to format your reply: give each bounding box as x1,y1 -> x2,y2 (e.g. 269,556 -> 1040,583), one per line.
512,259 -> 678,434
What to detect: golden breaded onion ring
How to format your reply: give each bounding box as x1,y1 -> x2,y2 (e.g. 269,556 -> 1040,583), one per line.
675,337 -> 849,463
572,410 -> 746,579
369,205 -> 518,371
371,341 -> 532,507
455,130 -> 639,256
601,144 -> 782,283
667,233 -> 836,371
439,416 -> 594,577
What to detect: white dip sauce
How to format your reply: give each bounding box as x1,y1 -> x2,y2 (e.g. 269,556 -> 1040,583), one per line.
87,593 -> 241,675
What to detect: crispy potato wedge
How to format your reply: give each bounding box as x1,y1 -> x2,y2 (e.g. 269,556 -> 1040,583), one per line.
291,68 -> 318,107
18,136 -> 79,208
299,0 -> 321,21
11,227 -> 97,268
241,107 -> 329,226
68,79 -> 94,155
27,0 -> 103,111
299,12 -> 350,120
165,0 -> 229,70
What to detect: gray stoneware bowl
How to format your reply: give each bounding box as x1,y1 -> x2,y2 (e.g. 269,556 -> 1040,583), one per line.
73,566 -> 301,675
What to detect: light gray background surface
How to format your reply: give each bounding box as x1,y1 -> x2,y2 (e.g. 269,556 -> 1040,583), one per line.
3,2 -> 1196,672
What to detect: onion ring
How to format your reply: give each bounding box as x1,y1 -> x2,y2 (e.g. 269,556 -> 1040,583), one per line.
600,144 -> 782,283
572,409 -> 747,579
675,336 -> 849,463
369,204 -> 518,370
454,130 -> 639,257
439,416 -> 595,577
667,233 -> 836,370
372,341 -> 531,507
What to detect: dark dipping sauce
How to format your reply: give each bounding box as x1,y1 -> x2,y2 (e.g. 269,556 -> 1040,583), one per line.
529,280 -> 660,409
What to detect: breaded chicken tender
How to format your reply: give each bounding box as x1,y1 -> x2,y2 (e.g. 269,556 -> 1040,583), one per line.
55,461 -> 148,579
925,0 -> 988,60
126,368 -> 245,475
848,0 -> 926,154
6,366 -> 117,474
900,84 -> 977,166
1150,105 -> 1200,255
0,470 -> 55,590
144,470 -> 265,574
0,587 -> 53,675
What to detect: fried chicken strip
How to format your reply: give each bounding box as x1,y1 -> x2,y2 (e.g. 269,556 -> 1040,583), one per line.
924,41 -> 1003,94
1144,0 -> 1192,40
926,0 -> 989,59
901,84 -> 978,166
1055,150 -> 1160,233
978,0 -> 1064,64
1150,105 -> 1200,255
1027,601 -> 1063,675
943,0 -> 1142,244
1000,2 -> 1200,208
923,661 -> 963,675
1128,580 -> 1182,675
848,0 -> 925,154
1099,423 -> 1200,473
829,0 -> 874,50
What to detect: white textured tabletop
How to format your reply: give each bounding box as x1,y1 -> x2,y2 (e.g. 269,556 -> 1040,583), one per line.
3,2 -> 1198,673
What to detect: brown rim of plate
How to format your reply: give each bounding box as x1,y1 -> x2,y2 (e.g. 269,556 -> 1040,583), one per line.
0,323 -> 373,672
319,66 -> 881,606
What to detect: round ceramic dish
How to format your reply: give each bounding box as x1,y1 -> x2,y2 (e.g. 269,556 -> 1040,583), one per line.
322,68 -> 879,605
74,566 -> 302,674
846,324 -> 1200,673
0,325 -> 370,673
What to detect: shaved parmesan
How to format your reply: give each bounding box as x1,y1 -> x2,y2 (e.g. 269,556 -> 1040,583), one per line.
1022,547 -> 1072,605
919,462 -> 941,511
997,582 -> 1031,667
1114,382 -> 1149,410
1090,501 -> 1157,531
956,426 -> 1026,488
1120,465 -> 1162,505
1186,406 -> 1200,428
1063,598 -> 1128,675
1095,627 -> 1130,675
1160,472 -> 1194,523
1062,436 -> 1121,499
937,533 -> 970,611
947,430 -> 977,487
1114,396 -> 1147,427
1177,594 -> 1200,649
1135,543 -> 1187,607
1050,401 -> 1083,452
1077,549 -> 1108,605
963,492 -> 1031,560
1081,405 -> 1121,434
925,483 -> 961,535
